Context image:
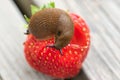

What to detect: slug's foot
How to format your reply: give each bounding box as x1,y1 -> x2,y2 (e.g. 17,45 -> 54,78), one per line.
46,44 -> 63,55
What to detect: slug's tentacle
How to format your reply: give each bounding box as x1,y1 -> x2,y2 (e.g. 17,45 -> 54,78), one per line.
29,8 -> 74,50
24,29 -> 30,35
46,44 -> 63,55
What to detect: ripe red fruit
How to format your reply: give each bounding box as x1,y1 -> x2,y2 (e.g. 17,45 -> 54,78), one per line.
24,13 -> 90,78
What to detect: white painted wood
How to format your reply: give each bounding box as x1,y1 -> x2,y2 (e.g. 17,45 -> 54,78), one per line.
0,0 -> 120,80
0,0 -> 52,80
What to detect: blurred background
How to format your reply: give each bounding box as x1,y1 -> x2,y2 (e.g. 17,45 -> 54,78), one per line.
0,0 -> 120,80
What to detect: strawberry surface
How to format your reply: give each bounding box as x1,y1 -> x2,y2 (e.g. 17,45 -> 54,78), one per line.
24,13 -> 90,78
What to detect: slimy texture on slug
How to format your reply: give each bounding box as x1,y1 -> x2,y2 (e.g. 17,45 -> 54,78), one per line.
28,8 -> 74,49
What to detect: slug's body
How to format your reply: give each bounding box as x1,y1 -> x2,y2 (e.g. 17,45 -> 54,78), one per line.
29,8 -> 74,49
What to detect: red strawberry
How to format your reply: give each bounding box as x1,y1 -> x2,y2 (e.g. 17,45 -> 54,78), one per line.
24,13 -> 90,79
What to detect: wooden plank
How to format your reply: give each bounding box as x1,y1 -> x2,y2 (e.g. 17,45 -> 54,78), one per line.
14,0 -> 38,17
1,0 -> 120,80
67,0 -> 120,80
0,0 -> 52,80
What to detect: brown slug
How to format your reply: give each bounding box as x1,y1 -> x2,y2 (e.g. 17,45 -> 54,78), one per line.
28,8 -> 74,49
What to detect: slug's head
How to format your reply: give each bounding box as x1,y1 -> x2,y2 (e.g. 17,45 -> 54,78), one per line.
54,13 -> 74,49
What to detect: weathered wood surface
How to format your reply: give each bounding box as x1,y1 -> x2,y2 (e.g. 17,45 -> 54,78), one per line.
0,0 -> 120,80
14,0 -> 37,17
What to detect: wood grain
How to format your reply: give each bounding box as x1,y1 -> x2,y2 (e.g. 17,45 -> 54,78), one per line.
14,0 -> 38,17
0,0 -> 120,80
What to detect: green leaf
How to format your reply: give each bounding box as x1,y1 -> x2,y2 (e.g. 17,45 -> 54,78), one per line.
31,2 -> 55,14
44,2 -> 55,9
31,5 -> 40,15
24,15 -> 30,23
49,2 -> 55,8
24,24 -> 28,28
39,5 -> 46,10
39,2 -> 55,10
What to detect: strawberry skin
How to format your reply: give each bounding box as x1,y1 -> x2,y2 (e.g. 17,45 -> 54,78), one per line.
24,13 -> 90,78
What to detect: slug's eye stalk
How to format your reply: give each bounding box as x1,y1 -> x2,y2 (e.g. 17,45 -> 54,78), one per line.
46,45 -> 63,55
28,8 -> 74,54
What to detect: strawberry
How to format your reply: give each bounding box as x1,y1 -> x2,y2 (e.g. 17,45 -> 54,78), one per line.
24,13 -> 90,79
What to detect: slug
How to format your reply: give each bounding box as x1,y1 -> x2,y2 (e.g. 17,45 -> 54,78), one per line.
28,8 -> 74,50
